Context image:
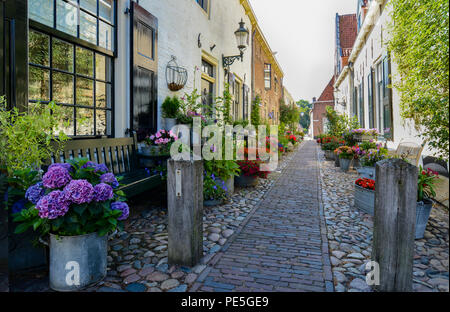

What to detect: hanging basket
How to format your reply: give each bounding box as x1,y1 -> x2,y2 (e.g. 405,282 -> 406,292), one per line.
166,56 -> 187,91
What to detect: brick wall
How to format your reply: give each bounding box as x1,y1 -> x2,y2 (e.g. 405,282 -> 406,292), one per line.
253,33 -> 283,125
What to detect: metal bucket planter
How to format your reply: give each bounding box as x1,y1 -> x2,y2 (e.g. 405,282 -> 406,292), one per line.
334,156 -> 340,167
225,177 -> 234,197
354,184 -> 375,215
235,174 -> 258,188
164,118 -> 177,131
415,199 -> 433,239
204,199 -> 224,207
49,232 -> 107,291
357,166 -> 376,179
339,158 -> 352,172
352,158 -> 360,169
324,150 -> 334,161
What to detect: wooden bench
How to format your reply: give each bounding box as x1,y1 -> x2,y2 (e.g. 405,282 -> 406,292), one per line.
47,133 -> 163,198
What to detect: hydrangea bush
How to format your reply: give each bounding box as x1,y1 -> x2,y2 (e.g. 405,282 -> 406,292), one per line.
13,158 -> 129,237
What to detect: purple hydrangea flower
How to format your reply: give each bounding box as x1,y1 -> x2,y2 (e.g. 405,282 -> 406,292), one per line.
25,182 -> 46,204
48,163 -> 72,172
100,173 -> 119,188
111,201 -> 129,221
93,183 -> 114,202
81,161 -> 97,171
36,190 -> 70,219
95,163 -> 109,173
63,179 -> 95,204
42,166 -> 72,189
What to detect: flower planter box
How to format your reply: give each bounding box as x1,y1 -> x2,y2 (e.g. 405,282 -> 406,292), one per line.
354,184 -> 375,215
357,166 -> 376,179
324,150 -> 335,161
415,199 -> 433,239
235,174 -> 258,188
353,134 -> 377,142
339,158 -> 352,172
49,232 -> 107,291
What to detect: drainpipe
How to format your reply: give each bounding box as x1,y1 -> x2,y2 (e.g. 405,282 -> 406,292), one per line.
251,29 -> 256,103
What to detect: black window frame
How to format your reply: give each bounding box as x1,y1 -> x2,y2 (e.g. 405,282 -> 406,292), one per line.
27,0 -> 117,139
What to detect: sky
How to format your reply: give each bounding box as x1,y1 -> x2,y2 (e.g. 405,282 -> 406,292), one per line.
249,0 -> 357,103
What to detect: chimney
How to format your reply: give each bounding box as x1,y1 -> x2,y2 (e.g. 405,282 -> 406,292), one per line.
312,97 -> 317,103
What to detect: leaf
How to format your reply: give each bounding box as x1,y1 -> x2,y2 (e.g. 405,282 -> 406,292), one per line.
74,205 -> 87,216
15,223 -> 31,234
33,218 -> 43,231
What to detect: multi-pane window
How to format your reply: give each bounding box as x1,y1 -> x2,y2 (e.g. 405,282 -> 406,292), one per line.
376,62 -> 383,132
233,80 -> 242,121
28,29 -> 113,136
264,64 -> 271,89
196,0 -> 209,12
201,60 -> 215,117
382,56 -> 393,139
367,69 -> 375,129
28,0 -> 115,51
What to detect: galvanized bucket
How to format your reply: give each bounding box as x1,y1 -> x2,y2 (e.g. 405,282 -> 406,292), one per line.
324,150 -> 334,161
415,199 -> 433,239
339,158 -> 351,172
354,184 -> 375,215
357,166 -> 376,179
49,232 -> 107,291
334,156 -> 340,167
235,174 -> 258,187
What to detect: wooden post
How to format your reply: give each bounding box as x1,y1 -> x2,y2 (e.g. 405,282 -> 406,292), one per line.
167,159 -> 203,267
372,158 -> 418,292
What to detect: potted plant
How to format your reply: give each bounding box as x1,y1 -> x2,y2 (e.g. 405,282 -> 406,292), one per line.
161,96 -> 181,131
357,147 -> 388,179
354,178 -> 375,215
235,148 -> 269,187
13,158 -> 129,291
204,156 -> 240,198
203,172 -> 228,207
322,137 -> 340,161
336,146 -> 354,172
416,166 -> 439,239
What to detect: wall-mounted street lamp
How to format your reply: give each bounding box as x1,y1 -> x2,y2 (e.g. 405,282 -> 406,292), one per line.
222,19 -> 249,68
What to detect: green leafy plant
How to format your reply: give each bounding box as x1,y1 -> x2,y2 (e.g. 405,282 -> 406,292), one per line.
417,166 -> 439,202
204,159 -> 240,182
250,95 -> 261,127
161,96 -> 181,118
203,172 -> 227,201
387,0 -> 449,161
0,98 -> 70,175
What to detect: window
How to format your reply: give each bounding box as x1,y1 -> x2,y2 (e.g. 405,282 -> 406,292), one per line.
376,61 -> 383,131
201,59 -> 215,117
358,82 -> 365,128
352,86 -> 358,118
232,78 -> 242,121
28,29 -> 113,136
196,0 -> 209,13
264,64 -> 271,89
368,69 -> 375,128
382,56 -> 393,139
243,84 -> 249,120
29,0 -> 115,51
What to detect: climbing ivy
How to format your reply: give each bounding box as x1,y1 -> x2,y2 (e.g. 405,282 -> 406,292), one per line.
250,95 -> 261,126
387,0 -> 449,161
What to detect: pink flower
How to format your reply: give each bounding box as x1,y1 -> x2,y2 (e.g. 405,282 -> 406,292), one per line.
150,135 -> 155,140
155,132 -> 161,138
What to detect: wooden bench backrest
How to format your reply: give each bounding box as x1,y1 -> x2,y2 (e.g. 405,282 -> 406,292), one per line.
48,134 -> 139,175
395,141 -> 425,167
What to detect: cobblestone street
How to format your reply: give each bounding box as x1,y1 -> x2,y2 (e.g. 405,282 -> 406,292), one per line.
192,140 -> 334,292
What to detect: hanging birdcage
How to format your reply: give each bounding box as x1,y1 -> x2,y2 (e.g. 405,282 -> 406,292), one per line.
165,56 -> 187,91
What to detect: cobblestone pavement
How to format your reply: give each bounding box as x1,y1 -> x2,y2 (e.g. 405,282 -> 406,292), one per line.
191,140 -> 333,292
9,141 -> 298,292
318,146 -> 449,292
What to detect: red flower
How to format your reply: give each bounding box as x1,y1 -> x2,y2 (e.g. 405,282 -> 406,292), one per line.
355,178 -> 375,191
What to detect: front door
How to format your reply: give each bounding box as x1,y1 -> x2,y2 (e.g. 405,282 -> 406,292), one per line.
130,2 -> 158,141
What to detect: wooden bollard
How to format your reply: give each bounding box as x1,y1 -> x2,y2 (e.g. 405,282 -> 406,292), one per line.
167,159 -> 203,267
372,158 -> 418,292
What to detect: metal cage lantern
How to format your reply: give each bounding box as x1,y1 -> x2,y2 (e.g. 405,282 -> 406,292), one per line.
166,56 -> 188,91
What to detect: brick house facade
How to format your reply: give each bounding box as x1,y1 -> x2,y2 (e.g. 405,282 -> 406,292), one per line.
252,25 -> 284,125
310,76 -> 335,138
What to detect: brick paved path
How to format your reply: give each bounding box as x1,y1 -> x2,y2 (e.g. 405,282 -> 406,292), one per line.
191,140 -> 334,292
